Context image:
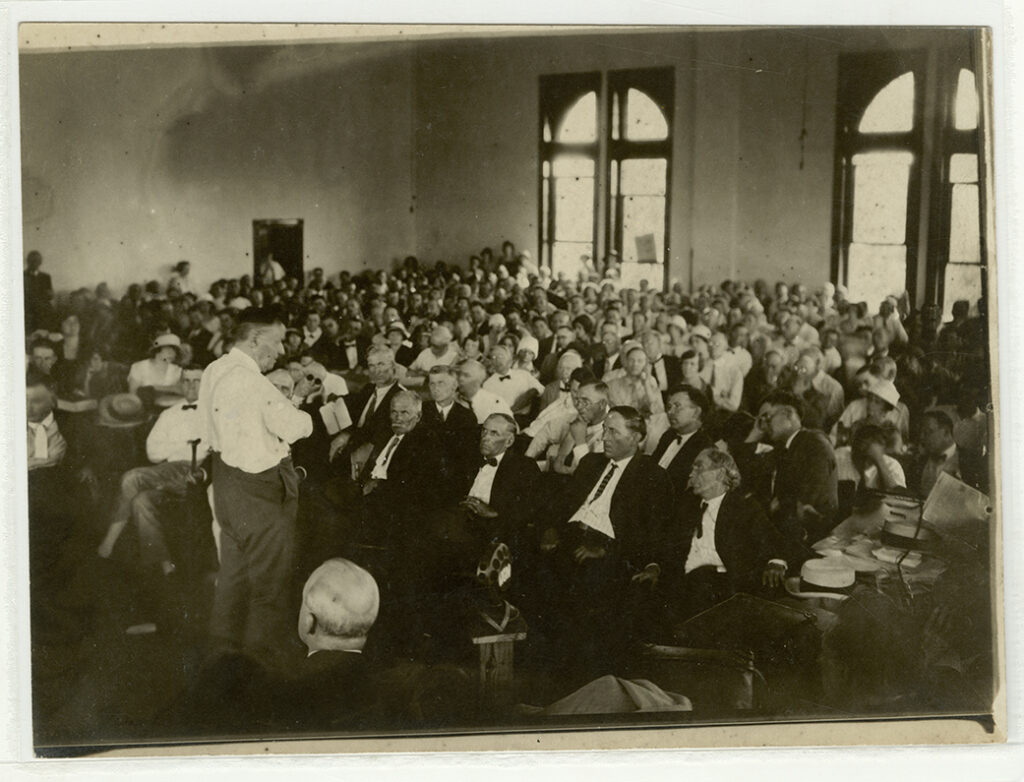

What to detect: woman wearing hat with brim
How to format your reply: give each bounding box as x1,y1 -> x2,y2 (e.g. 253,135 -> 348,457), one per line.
127,333 -> 184,397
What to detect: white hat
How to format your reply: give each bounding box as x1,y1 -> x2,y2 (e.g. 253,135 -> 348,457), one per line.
784,557 -> 855,601
867,377 -> 900,408
150,333 -> 182,356
689,324 -> 712,342
517,335 -> 540,356
668,314 -> 688,333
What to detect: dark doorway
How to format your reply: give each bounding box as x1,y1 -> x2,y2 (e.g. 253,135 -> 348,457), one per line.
253,219 -> 304,286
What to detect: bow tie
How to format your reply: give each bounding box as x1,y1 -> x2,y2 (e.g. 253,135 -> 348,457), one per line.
695,500 -> 709,538
181,404 -> 197,410
560,385 -> 571,393
343,341 -> 357,347
498,374 -> 511,381
484,457 -> 498,467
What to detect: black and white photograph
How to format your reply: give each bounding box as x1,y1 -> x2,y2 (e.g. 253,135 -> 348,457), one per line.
3,13 -> 1014,765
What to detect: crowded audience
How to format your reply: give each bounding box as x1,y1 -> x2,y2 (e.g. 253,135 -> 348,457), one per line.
22,243 -> 994,738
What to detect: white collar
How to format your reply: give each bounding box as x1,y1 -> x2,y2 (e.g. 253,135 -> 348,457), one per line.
701,491 -> 727,517
32,412 -> 55,428
484,450 -> 507,468
610,454 -> 634,471
785,429 -> 800,450
942,443 -> 957,461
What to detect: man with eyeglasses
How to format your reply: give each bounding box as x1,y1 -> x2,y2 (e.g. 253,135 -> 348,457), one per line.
550,380 -> 611,475
661,447 -> 789,620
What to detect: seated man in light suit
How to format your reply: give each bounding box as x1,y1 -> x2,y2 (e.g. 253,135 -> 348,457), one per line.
661,447 -> 790,621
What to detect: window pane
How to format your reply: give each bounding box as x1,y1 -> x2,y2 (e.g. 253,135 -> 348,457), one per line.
622,195 -> 665,264
553,176 -> 594,242
551,155 -> 595,178
555,91 -> 597,143
847,243 -> 907,309
851,152 -> 913,244
624,88 -> 669,141
950,153 -> 978,184
949,183 -> 981,263
552,242 -> 592,280
943,263 -> 983,319
619,158 -> 667,195
859,72 -> 915,133
954,68 -> 979,131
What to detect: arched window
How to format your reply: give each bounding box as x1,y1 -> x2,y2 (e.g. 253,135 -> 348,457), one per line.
943,68 -> 984,317
540,67 -> 673,286
833,48 -> 989,315
608,71 -> 673,290
834,59 -> 923,310
540,73 -> 600,279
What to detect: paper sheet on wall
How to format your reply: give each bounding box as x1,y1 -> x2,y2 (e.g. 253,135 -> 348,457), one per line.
922,471 -> 991,528
635,233 -> 658,264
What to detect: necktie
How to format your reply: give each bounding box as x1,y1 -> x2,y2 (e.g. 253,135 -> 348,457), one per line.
675,433 -> 685,445
695,500 -> 709,538
359,388 -> 379,427
591,462 -> 618,501
28,422 -> 48,459
484,457 -> 498,467
377,435 -> 401,472
439,404 -> 449,422
181,404 -> 197,410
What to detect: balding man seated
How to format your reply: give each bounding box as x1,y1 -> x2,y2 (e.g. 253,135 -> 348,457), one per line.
456,359 -> 514,424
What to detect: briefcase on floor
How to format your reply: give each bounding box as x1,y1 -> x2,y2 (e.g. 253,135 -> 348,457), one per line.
673,592 -> 821,668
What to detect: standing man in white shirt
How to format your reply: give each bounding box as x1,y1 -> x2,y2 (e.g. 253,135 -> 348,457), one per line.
199,317 -> 314,669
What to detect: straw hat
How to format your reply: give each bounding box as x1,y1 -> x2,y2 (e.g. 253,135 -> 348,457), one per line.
867,377 -> 900,408
784,557 -> 855,601
149,333 -> 182,358
97,393 -> 147,429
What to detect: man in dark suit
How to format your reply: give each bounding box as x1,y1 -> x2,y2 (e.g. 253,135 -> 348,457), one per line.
452,412 -> 542,559
661,448 -> 790,621
762,390 -> 839,547
650,384 -> 715,503
420,365 -> 479,501
329,345 -> 405,465
24,250 -> 54,332
530,406 -> 673,680
642,331 -> 682,400
592,322 -> 624,380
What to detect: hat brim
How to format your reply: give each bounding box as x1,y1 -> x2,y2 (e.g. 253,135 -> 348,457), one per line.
783,576 -> 850,602
96,412 -> 147,429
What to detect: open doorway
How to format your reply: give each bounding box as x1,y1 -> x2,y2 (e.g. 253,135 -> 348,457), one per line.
253,218 -> 304,285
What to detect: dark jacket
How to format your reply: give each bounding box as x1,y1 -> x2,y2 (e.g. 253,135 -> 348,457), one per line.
771,428 -> 839,545
648,426 -> 715,503
345,382 -> 405,450
421,400 -> 480,500
358,423 -> 444,520
459,449 -> 542,546
556,452 -> 673,572
664,490 -> 789,594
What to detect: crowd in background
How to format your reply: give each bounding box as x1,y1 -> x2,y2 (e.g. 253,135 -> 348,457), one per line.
22,241 -> 994,733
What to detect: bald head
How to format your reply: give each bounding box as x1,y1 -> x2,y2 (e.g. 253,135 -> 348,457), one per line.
457,359 -> 488,396
298,559 -> 379,654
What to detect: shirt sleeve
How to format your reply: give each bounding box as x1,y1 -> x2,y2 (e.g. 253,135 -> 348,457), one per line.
262,386 -> 314,444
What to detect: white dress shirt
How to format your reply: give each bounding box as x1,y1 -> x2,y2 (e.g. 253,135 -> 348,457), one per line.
199,347 -> 313,473
483,368 -> 544,408
569,455 -> 633,539
303,327 -> 323,348
467,388 -> 515,424
435,401 -> 455,422
369,433 -> 405,480
684,492 -> 727,574
27,413 -> 67,471
146,399 -> 209,464
650,356 -> 670,391
569,421 -> 606,467
468,450 -> 506,504
701,356 -> 743,412
657,429 -> 699,470
728,346 -> 753,377
525,392 -> 576,438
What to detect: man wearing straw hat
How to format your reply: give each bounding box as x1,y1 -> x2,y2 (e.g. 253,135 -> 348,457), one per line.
198,313 -> 314,669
